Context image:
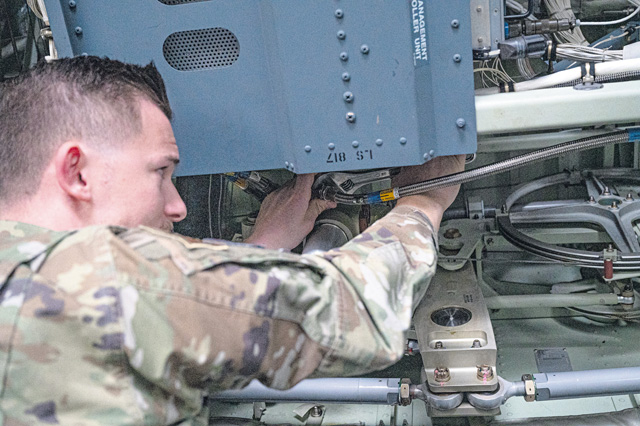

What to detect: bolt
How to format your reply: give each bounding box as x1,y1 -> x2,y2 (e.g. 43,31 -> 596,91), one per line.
453,54 -> 461,62
486,237 -> 494,245
352,140 -> 359,148
74,26 -> 83,35
423,152 -> 431,161
456,118 -> 466,128
429,149 -> 435,156
443,228 -> 462,239
603,186 -> 611,196
289,163 -> 295,171
340,52 -> 349,61
400,137 -> 407,145
342,72 -> 351,81
627,193 -> 634,201
611,201 -> 619,209
337,30 -> 346,40
310,406 -> 324,417
346,112 -> 356,123
328,143 -> 336,150
335,9 -> 344,18
451,19 -> 459,28
376,139 -> 383,146
360,45 -> 370,54
285,161 -> 290,168
589,195 -> 596,203
434,366 -> 450,382
472,339 -> 481,348
477,365 -> 494,381
435,341 -> 444,349
343,91 -> 354,102
304,145 -> 312,153
68,0 -> 76,7
476,5 -> 483,12
477,37 -> 484,43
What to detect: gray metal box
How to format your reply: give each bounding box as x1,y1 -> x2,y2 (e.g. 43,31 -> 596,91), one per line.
45,0 -> 477,176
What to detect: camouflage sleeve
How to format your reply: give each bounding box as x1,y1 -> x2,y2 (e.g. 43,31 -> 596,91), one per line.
115,205 -> 436,396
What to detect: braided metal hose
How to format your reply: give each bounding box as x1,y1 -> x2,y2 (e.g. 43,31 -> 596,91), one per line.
333,130 -> 636,205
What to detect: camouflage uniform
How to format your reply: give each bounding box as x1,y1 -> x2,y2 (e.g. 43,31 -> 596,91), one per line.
0,205 -> 437,425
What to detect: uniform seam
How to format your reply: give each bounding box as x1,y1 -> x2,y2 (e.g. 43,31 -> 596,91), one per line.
106,230 -> 148,424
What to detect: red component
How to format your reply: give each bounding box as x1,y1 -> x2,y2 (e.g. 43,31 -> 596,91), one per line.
604,259 -> 614,280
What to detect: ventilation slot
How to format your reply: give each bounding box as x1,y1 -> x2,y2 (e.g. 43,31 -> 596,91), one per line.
163,28 -> 240,71
158,0 -> 211,5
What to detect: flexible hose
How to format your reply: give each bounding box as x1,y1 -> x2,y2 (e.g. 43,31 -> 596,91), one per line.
332,129 -> 639,205
553,70 -> 640,87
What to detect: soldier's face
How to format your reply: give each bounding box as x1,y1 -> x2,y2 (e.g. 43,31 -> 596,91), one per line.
90,99 -> 187,231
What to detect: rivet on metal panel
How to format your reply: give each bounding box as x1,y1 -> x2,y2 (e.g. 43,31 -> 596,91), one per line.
328,143 -> 336,150
476,5 -> 483,12
342,72 -> 351,81
456,118 -> 466,128
352,141 -> 359,148
68,0 -> 76,8
346,112 -> 356,123
343,92 -> 353,102
375,139 -> 383,146
429,149 -> 435,156
340,52 -> 349,61
74,26 -> 83,35
284,161 -> 290,168
335,9 -> 344,19
304,145 -> 312,153
451,19 -> 459,28
453,54 -> 461,63
290,163 -> 295,171
360,45 -> 369,54
337,30 -> 346,40
400,137 -> 407,145
423,153 -> 431,161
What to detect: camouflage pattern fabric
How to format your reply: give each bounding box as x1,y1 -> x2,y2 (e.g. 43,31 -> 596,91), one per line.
0,205 -> 437,425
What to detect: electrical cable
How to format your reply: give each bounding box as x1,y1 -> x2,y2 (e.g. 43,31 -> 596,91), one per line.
328,129 -> 640,205
580,5 -> 640,26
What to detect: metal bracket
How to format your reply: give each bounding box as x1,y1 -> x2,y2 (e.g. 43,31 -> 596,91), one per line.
522,374 -> 536,402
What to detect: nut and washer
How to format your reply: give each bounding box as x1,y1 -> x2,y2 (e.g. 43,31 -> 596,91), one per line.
477,365 -> 494,381
522,374 -> 535,402
434,367 -> 451,382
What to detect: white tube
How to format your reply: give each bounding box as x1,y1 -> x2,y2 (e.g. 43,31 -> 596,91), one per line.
476,58 -> 640,95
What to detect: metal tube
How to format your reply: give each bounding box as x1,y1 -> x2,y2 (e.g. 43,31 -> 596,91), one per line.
211,378 -> 402,405
534,367 -> 640,400
485,293 -> 619,309
302,223 -> 350,254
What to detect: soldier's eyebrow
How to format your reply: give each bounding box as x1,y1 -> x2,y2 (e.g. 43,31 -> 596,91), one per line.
163,155 -> 180,165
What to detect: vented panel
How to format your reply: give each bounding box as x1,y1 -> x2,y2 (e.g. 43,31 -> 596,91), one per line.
163,28 -> 240,71
158,0 -> 211,5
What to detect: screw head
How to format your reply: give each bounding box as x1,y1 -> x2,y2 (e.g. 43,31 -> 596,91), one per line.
337,30 -> 346,40
342,72 -> 351,81
352,140 -> 359,148
335,9 -> 344,18
343,91 -> 354,102
304,145 -> 312,153
340,52 -> 349,61
453,54 -> 462,63
346,112 -> 356,123
360,45 -> 370,54
68,0 -> 76,7
376,139 -> 383,146
451,19 -> 459,28
328,143 -> 336,150
456,118 -> 466,128
74,26 -> 83,35
400,137 -> 407,145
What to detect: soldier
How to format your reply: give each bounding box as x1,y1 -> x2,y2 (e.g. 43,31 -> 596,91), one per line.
0,56 -> 463,424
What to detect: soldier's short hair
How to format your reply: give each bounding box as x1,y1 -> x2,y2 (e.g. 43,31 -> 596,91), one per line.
0,56 -> 172,203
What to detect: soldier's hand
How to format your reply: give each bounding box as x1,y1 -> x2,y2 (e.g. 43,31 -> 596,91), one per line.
246,174 -> 337,250
393,155 -> 465,230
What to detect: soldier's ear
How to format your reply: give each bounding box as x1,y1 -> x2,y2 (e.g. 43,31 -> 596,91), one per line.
54,142 -> 92,202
